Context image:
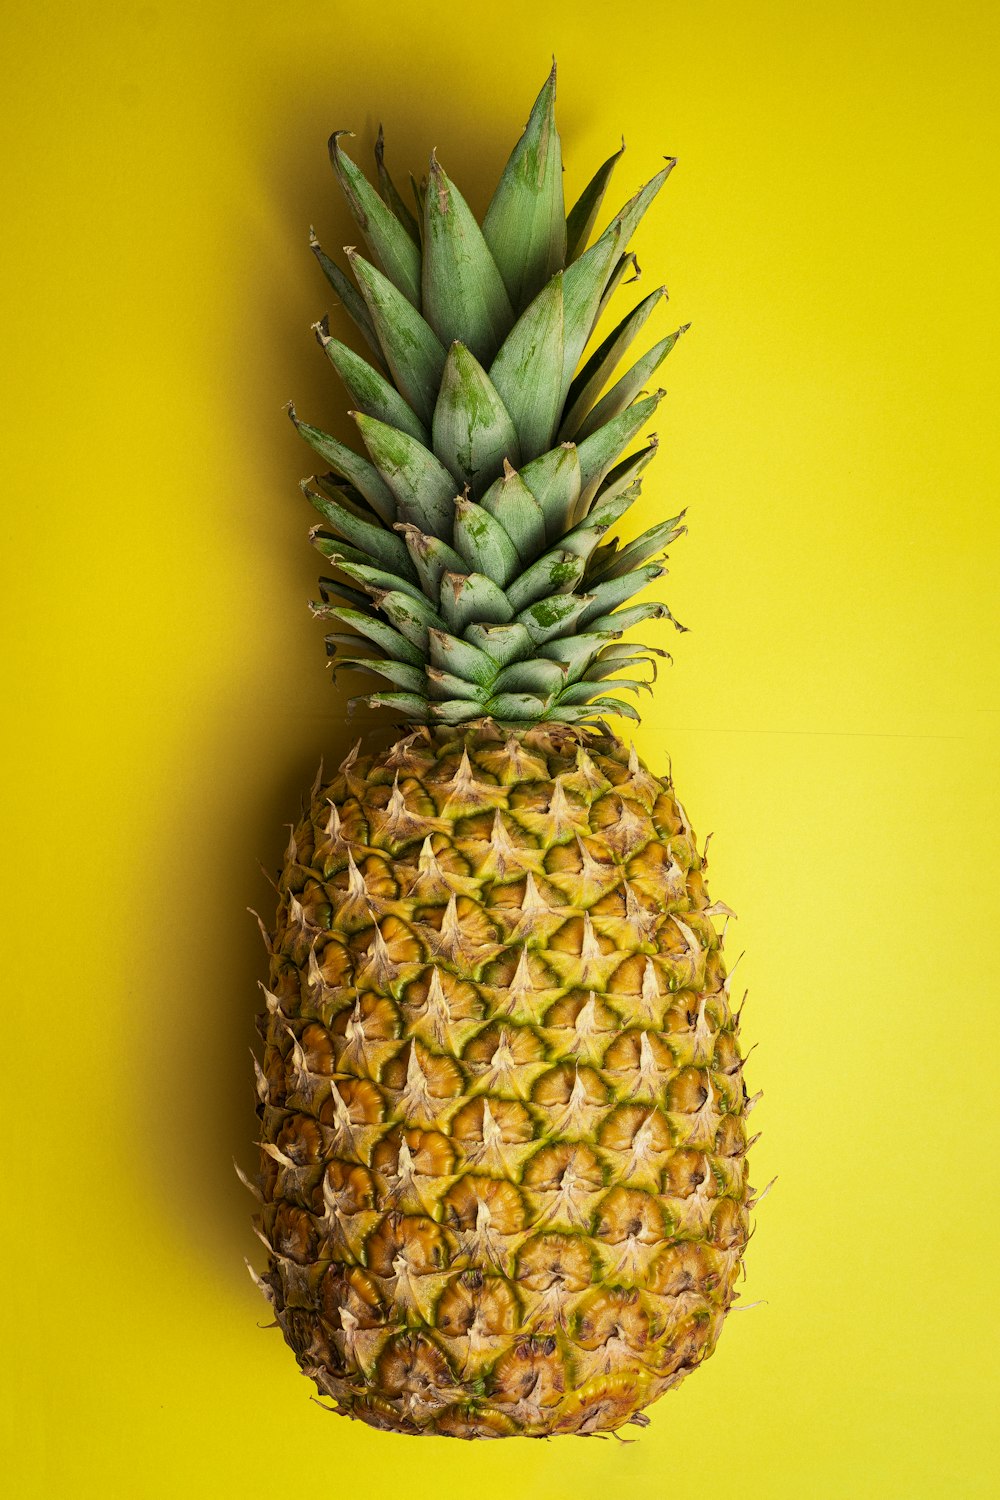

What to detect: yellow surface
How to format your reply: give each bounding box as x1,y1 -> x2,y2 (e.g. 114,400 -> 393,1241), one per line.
3,0 -> 998,1494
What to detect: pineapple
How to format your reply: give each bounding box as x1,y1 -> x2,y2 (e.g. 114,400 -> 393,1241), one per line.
247,66 -> 756,1438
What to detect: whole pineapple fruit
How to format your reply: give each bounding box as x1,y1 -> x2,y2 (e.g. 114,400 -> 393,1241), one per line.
247,67 -> 757,1438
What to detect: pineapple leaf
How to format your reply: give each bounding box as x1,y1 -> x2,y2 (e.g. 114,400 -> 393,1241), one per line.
565,139 -> 625,261
309,229 -> 388,373
422,157 -> 514,364
492,656 -> 568,696
596,250 -> 640,325
558,489 -> 637,563
480,461 -> 548,561
575,563 -> 665,624
585,600 -> 675,634
374,124 -> 420,242
586,512 -> 687,583
371,587 -> 446,649
452,493 -> 521,587
425,666 -> 487,702
428,697 -> 490,724
324,605 -> 426,665
316,323 -> 429,445
309,529 -> 371,569
464,621 -> 533,666
560,231 -> 624,405
576,391 -> 664,501
348,251 -> 446,427
592,441 -> 658,506
332,656 -> 426,693
575,329 -> 685,444
329,132 -> 421,304
489,273 -> 565,462
559,287 -> 668,440
394,523 -> 467,598
505,549 -> 586,613
556,677 -> 632,705
432,343 -> 521,495
354,413 -> 458,539
485,692 -> 553,720
482,63 -> 566,310
536,631 -> 621,680
333,557 -> 428,606
427,628 -> 497,686
359,690 -> 430,718
519,443 -> 582,542
289,406 -> 397,524
301,482 -> 415,580
439,571 -> 515,633
515,592 -> 593,644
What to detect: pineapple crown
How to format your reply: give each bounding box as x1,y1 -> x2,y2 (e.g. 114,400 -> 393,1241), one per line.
292,63 -> 688,728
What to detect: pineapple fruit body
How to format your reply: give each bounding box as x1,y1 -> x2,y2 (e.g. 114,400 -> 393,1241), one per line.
253,723 -> 751,1436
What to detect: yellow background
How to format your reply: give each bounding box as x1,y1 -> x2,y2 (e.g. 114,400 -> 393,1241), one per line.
3,1 -> 998,1495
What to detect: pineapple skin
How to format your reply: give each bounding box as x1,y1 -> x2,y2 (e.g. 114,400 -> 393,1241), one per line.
252,721 -> 753,1437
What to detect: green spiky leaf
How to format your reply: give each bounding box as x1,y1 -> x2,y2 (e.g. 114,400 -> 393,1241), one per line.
479,462 -> 547,560
316,324 -> 429,445
354,413 -> 458,538
482,64 -> 566,309
489,273 -> 565,462
289,406 -> 397,523
422,158 -> 513,364
348,251 -> 446,426
565,140 -> 625,261
329,132 -> 421,304
432,343 -> 520,494
452,493 -> 521,587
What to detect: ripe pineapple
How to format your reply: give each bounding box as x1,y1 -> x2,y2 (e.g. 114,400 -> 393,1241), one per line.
247,67 -> 757,1438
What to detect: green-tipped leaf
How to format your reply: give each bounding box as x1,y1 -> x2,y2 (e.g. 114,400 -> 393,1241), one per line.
329,133 -> 421,304
576,330 -> 683,443
489,274 -> 565,461
325,605 -> 425,666
309,230 -> 388,372
515,592 -> 592,645
565,140 -> 625,261
426,667 -> 486,703
452,494 -> 520,587
588,512 -> 686,582
302,484 -> 414,579
289,406 -> 397,523
348,251 -> 446,426
427,629 -> 497,686
332,656 -> 426,693
354,413 -> 458,538
482,65 -> 566,308
577,391 -> 663,495
505,549 -> 586,612
395,523 -> 467,598
439,570 -> 514,633
316,325 -> 428,445
520,443 -> 582,542
575,563 -> 665,624
492,657 -> 569,696
480,462 -> 547,560
432,343 -> 520,494
464,621 -> 533,666
422,158 -> 513,364
484,692 -> 552,721
374,125 -> 420,241
560,288 -> 667,439
372,588 -> 446,649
